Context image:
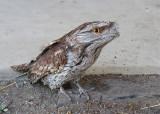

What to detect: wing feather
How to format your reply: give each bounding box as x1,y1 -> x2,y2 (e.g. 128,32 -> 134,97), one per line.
28,40 -> 68,83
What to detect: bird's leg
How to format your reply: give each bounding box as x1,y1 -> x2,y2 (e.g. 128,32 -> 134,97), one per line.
74,81 -> 94,100
55,87 -> 72,107
59,87 -> 72,102
76,82 -> 89,100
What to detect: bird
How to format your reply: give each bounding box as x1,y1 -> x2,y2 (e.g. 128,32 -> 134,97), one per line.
11,21 -> 120,100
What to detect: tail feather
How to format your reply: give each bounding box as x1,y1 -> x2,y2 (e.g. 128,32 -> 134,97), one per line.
11,63 -> 30,72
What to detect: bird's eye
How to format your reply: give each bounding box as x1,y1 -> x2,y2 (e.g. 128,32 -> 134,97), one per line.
93,28 -> 100,33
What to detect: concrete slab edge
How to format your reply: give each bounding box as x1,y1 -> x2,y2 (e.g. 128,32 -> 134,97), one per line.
0,65 -> 160,80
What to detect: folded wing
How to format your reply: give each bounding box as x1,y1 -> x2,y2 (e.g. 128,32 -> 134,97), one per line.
28,40 -> 68,83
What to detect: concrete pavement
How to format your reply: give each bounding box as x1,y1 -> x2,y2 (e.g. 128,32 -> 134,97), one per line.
0,0 -> 160,79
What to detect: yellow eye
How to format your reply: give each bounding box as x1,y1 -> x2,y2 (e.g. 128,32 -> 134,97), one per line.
93,28 -> 100,33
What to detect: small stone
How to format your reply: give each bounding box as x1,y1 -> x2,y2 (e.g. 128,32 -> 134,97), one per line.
66,110 -> 72,114
3,108 -> 8,112
41,103 -> 46,108
29,95 -> 35,100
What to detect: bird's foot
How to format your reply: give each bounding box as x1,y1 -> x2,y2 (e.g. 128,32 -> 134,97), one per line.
75,82 -> 94,100
59,87 -> 72,102
55,87 -> 72,108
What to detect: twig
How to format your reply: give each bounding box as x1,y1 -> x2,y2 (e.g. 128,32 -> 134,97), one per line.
15,72 -> 27,79
0,82 -> 16,91
141,103 -> 160,109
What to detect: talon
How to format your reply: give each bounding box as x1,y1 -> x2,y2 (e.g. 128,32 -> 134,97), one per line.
85,87 -> 95,92
75,82 -> 92,100
59,87 -> 72,102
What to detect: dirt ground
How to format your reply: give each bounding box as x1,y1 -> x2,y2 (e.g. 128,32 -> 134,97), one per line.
1,74 -> 160,114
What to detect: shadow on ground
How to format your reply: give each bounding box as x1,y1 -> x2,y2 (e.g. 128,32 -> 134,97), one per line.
1,74 -> 160,113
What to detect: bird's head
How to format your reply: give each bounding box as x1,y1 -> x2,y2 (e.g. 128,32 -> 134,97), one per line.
67,21 -> 120,46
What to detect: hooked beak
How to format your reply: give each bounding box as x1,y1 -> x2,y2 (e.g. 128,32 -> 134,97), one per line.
105,22 -> 120,38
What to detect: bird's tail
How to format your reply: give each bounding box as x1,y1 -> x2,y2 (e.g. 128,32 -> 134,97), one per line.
11,63 -> 30,72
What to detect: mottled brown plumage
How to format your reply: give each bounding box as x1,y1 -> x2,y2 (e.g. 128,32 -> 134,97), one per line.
28,40 -> 68,83
12,39 -> 68,83
11,21 -> 120,98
